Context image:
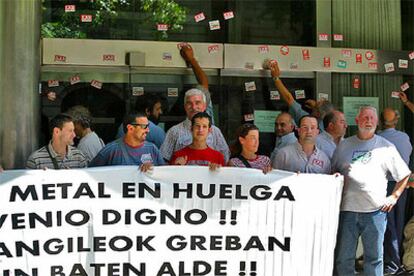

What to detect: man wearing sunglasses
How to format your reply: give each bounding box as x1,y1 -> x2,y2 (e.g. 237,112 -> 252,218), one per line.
89,113 -> 165,171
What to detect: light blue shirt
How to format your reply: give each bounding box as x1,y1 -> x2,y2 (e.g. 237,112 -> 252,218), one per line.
270,132 -> 298,166
116,121 -> 165,149
316,131 -> 342,159
378,128 -> 412,165
289,101 -> 324,131
273,142 -> 331,174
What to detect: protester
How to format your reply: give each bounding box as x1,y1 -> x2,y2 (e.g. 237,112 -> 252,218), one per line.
399,92 -> 414,113
316,110 -> 347,159
270,112 -> 297,167
332,106 -> 411,276
228,123 -> 271,173
89,113 -> 164,171
268,60 -> 334,130
160,89 -> 229,162
66,105 -> 105,163
273,115 -> 331,174
116,93 -> 166,148
169,112 -> 224,171
378,107 -> 413,275
26,114 -> 87,169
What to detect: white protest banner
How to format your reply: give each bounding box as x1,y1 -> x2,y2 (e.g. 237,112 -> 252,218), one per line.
0,166 -> 343,276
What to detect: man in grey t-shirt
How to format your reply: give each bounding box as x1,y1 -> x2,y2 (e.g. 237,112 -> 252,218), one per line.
332,106 -> 411,276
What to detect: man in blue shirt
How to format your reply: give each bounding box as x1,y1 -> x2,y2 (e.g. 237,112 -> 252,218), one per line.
91,113 -> 165,171
116,94 -> 166,148
378,107 -> 413,275
268,61 -> 334,131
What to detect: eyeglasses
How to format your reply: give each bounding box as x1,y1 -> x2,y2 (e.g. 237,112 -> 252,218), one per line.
130,123 -> 149,129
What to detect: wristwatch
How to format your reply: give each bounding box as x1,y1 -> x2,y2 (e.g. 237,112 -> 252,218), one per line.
272,76 -> 280,81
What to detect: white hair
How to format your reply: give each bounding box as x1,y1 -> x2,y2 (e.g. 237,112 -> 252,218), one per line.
184,88 -> 206,104
357,105 -> 378,118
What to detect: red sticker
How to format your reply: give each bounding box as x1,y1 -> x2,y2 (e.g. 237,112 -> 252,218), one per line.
323,57 -> 331,68
341,49 -> 352,58
280,45 -> 289,56
208,44 -> 220,54
356,53 -> 363,63
258,45 -> 269,54
401,82 -> 410,91
223,11 -> 234,20
365,51 -> 375,60
244,114 -> 254,122
54,55 -> 66,62
194,12 -> 206,22
302,49 -> 310,60
48,80 -> 59,87
91,80 -> 102,89
318,33 -> 329,41
65,5 -> 76,12
80,14 -> 92,22
333,34 -> 343,41
353,77 -> 360,89
368,62 -> 378,70
312,159 -> 324,168
103,54 -> 115,61
157,24 -> 169,31
69,75 -> 81,85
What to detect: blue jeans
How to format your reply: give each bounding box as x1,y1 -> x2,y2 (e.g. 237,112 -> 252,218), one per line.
334,210 -> 387,276
384,181 -> 407,272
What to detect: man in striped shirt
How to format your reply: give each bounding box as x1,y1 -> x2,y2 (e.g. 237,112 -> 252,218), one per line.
26,114 -> 87,169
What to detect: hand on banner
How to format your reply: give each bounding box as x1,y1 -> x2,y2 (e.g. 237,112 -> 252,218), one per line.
408,173 -> 414,188
208,162 -> 221,171
140,162 -> 153,173
262,165 -> 272,174
174,156 -> 188,165
381,194 -> 398,212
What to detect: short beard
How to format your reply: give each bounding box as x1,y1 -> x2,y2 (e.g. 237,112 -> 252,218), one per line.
358,126 -> 376,135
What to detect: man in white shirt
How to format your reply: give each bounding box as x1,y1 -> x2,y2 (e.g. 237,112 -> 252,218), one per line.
160,89 -> 230,162
332,106 -> 411,276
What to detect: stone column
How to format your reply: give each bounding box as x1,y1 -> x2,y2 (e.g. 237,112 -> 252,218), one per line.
0,0 -> 41,169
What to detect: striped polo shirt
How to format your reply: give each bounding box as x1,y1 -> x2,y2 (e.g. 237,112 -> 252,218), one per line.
26,142 -> 87,169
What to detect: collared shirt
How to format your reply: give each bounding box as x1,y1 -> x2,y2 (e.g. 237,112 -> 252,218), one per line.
26,141 -> 87,169
316,131 -> 342,159
272,142 -> 331,174
289,101 -> 324,130
378,128 -> 412,165
270,132 -> 298,166
160,119 -> 230,162
116,121 -> 166,149
332,135 -> 411,212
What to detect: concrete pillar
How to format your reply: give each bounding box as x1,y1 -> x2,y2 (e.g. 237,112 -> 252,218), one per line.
316,0 -> 332,99
0,0 -> 41,169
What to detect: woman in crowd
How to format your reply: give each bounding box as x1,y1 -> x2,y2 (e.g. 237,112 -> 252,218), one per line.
228,123 -> 272,173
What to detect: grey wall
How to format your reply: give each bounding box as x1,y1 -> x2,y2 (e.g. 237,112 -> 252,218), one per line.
0,0 -> 41,169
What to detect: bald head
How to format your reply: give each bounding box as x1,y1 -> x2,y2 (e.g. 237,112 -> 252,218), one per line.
275,112 -> 295,137
381,108 -> 399,129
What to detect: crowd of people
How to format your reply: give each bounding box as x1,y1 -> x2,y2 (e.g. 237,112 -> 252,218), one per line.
3,44 -> 414,275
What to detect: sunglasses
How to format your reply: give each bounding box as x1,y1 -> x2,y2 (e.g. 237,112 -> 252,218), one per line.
130,123 -> 149,129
